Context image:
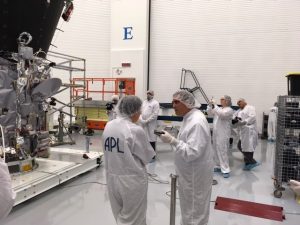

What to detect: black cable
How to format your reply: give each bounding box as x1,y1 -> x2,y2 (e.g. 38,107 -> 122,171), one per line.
165,190 -> 216,203
165,190 -> 179,199
147,172 -> 157,177
285,212 -> 300,215
147,173 -> 169,184
60,181 -> 107,189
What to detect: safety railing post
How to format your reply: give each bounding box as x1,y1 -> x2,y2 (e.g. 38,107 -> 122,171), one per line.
170,174 -> 178,225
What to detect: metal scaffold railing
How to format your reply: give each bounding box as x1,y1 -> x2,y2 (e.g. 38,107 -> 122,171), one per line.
46,51 -> 86,144
71,77 -> 135,101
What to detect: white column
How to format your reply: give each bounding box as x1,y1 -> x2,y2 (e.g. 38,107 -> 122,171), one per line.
110,0 -> 149,98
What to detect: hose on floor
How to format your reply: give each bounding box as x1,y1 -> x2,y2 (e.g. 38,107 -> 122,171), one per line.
165,190 -> 216,203
147,172 -> 169,184
60,181 -> 107,189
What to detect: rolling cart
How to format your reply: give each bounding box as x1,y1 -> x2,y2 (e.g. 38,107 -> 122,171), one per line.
273,95 -> 300,198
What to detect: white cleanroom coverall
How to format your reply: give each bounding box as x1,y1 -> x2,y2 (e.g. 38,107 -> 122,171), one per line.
268,106 -> 278,140
208,105 -> 234,173
140,99 -> 160,142
172,109 -> 213,225
234,105 -> 258,152
107,104 -> 117,121
290,180 -> 300,195
102,117 -> 155,225
107,95 -> 119,121
0,159 -> 15,220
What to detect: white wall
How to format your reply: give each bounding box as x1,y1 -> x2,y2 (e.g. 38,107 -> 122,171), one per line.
50,0 -> 111,102
47,0 -> 111,124
51,0 -> 149,101
111,0 -> 149,98
46,0 -> 300,132
48,0 -> 149,123
149,0 -> 300,132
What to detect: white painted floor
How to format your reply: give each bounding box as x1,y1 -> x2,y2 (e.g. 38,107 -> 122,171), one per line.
3,133 -> 300,225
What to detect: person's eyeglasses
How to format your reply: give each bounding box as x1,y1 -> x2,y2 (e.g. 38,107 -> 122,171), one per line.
220,98 -> 225,101
172,100 -> 181,105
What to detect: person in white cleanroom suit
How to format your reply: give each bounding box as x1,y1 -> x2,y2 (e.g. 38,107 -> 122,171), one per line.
159,90 -> 213,225
139,90 -> 160,159
234,98 -> 259,171
107,94 -> 119,121
267,102 -> 278,142
0,158 -> 15,220
207,95 -> 234,178
102,95 -> 155,225
290,180 -> 300,195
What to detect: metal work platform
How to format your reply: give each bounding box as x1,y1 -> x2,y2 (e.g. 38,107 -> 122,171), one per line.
12,148 -> 103,206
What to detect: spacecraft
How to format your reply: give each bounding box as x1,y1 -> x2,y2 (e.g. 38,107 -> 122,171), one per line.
0,0 -> 73,173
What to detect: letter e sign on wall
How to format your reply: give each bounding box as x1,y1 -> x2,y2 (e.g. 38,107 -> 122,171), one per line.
123,27 -> 133,40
